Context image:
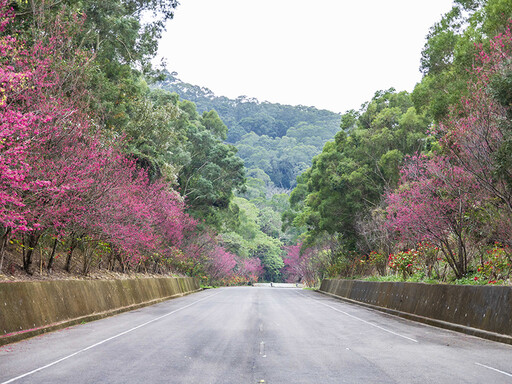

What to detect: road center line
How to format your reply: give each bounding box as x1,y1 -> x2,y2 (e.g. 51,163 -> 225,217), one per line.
475,362 -> 512,377
298,292 -> 418,343
1,291 -> 221,384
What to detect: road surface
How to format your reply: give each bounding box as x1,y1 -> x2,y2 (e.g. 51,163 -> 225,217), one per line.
1,287 -> 512,383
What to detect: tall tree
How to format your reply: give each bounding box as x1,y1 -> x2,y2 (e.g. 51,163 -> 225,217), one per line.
171,98 -> 246,228
291,90 -> 429,251
413,0 -> 512,121
435,24 -> 512,245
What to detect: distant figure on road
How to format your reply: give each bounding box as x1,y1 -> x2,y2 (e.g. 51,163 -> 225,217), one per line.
270,282 -> 273,287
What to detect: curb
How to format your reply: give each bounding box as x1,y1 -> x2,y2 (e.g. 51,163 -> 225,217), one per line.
0,288 -> 202,347
318,290 -> 512,345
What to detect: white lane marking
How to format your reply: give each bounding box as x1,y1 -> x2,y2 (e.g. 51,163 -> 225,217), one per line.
259,341 -> 266,357
1,291 -> 221,384
297,292 -> 418,343
475,362 -> 512,377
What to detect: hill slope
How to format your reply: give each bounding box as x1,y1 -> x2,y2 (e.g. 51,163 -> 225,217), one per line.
158,72 -> 342,190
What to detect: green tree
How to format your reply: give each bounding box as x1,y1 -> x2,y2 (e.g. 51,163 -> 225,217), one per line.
413,0 -> 512,121
290,90 -> 430,251
172,98 -> 246,228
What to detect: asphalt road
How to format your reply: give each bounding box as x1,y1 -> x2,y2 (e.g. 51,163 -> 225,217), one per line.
1,287 -> 512,384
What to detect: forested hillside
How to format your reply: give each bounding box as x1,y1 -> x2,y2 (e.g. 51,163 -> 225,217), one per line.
158,74 -> 341,190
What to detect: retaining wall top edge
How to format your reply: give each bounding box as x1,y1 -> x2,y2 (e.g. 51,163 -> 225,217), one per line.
321,279 -> 512,291
0,276 -> 195,288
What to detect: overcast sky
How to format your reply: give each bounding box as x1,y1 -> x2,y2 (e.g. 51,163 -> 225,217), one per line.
157,0 -> 454,113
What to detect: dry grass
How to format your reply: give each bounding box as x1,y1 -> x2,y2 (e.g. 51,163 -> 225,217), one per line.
0,242 -> 182,282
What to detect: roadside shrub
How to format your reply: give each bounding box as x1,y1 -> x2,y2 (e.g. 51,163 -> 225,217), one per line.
476,244 -> 511,282
388,250 -> 421,280
416,241 -> 448,280
365,251 -> 387,276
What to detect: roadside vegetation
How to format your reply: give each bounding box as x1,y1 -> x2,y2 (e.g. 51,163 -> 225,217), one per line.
0,0 -> 260,285
282,0 -> 512,287
2,0 -> 512,289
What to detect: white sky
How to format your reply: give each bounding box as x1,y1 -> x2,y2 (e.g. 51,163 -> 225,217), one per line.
157,0 -> 454,113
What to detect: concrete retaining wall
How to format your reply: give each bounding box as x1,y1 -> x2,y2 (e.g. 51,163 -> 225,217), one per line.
0,277 -> 200,346
319,279 -> 512,344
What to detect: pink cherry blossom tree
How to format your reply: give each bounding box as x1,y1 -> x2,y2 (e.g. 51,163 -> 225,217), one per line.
282,242 -> 317,286
434,25 -> 512,246
0,2 -> 200,275
386,155 -> 480,278
234,257 -> 263,284
0,2 -> 97,272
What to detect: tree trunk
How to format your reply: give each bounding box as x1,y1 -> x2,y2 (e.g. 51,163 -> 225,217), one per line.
22,233 -> 26,270
82,245 -> 93,276
39,246 -> 43,275
108,250 -> 114,271
0,228 -> 11,273
440,240 -> 464,279
115,251 -> 126,273
23,233 -> 41,275
65,237 -> 77,272
47,237 -> 58,273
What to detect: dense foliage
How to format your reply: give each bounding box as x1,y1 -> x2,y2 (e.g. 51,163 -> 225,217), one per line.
413,0 -> 512,122
285,89 -> 430,250
0,0 -> 259,284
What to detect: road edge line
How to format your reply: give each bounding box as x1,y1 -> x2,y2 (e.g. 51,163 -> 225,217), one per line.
317,290 -> 512,346
1,290 -> 219,384
0,288 -> 203,347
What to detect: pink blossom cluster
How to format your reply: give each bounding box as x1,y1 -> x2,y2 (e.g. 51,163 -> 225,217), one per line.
282,242 -> 317,286
178,231 -> 263,284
